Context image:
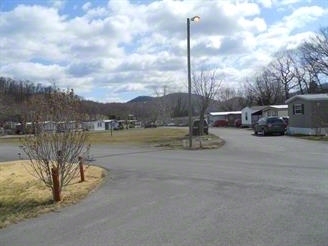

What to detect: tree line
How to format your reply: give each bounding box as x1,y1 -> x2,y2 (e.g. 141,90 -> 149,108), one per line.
242,27 -> 328,106
0,77 -> 55,103
0,75 -> 214,125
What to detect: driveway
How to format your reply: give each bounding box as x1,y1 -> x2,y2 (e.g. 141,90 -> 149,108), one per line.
1,128 -> 328,246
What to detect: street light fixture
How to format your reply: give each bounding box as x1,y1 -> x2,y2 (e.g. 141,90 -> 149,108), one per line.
187,15 -> 200,149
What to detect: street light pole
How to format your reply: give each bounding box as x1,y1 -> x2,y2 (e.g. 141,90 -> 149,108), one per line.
187,16 -> 200,149
187,17 -> 192,149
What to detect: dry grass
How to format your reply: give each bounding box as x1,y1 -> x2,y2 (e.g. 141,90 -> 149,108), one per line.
0,128 -> 222,150
0,128 -> 189,145
86,128 -> 223,149
0,160 -> 106,229
87,127 -> 188,145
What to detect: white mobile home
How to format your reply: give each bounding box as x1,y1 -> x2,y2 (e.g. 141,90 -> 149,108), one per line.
241,105 -> 288,127
241,106 -> 267,127
262,105 -> 288,117
82,120 -> 106,131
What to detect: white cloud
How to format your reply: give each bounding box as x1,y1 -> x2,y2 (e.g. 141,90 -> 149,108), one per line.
1,62 -> 64,82
256,0 -> 273,8
222,2 -> 261,17
50,0 -> 66,10
82,2 -> 92,11
238,17 -> 267,33
283,6 -> 326,29
0,0 -> 327,102
0,5 -> 68,65
112,83 -> 146,93
280,0 -> 306,5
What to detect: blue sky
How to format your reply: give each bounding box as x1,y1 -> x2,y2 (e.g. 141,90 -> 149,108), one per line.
1,0 -> 327,102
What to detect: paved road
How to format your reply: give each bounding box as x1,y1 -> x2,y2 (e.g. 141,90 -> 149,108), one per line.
1,128 -> 328,246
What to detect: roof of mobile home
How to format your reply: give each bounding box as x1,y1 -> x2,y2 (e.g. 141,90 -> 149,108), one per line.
210,111 -> 242,116
286,94 -> 328,103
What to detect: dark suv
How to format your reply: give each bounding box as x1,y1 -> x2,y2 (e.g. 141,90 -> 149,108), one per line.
254,116 -> 286,136
192,119 -> 209,135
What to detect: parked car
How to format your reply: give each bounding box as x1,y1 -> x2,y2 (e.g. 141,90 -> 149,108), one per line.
280,116 -> 289,126
192,119 -> 209,135
213,119 -> 228,127
253,116 -> 286,136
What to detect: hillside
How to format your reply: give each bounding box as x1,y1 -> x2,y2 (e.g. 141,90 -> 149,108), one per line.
128,96 -> 154,103
0,75 -> 241,124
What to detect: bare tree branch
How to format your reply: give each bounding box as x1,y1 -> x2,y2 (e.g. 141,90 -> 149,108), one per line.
20,88 -> 90,202
192,70 -> 221,135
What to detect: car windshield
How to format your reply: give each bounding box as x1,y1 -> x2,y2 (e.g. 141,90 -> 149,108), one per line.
267,118 -> 283,124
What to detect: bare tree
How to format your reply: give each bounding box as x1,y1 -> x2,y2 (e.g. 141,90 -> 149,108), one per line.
244,27 -> 328,104
217,86 -> 247,111
304,28 -> 328,75
300,27 -> 328,91
246,70 -> 284,105
269,51 -> 297,100
287,50 -> 308,94
20,88 -> 90,202
192,70 -> 221,135
171,94 -> 188,118
279,47 -> 321,94
153,85 -> 170,124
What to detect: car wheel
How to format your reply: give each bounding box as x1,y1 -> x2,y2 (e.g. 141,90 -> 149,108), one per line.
254,131 -> 258,135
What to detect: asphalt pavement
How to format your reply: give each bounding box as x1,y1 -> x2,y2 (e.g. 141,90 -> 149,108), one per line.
0,128 -> 328,246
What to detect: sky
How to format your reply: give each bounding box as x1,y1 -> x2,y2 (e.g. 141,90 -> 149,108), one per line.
0,0 -> 328,103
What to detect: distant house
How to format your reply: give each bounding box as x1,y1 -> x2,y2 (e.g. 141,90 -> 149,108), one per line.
82,120 -> 125,131
15,120 -> 80,134
262,105 -> 288,117
241,105 -> 288,127
208,111 -> 241,126
104,120 -> 117,130
40,121 -> 57,132
285,94 -> 328,135
56,121 -> 81,132
241,106 -> 267,127
82,120 -> 106,131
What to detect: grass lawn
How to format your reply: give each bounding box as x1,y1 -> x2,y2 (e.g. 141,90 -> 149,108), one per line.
86,127 -> 223,149
0,127 -> 216,149
87,127 -> 189,145
0,127 -> 189,145
0,160 -> 106,229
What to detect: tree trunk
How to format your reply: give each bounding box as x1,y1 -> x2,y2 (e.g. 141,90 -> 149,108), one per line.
51,167 -> 61,202
78,156 -> 85,182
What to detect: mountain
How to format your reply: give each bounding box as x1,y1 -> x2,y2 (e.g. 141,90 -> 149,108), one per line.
127,96 -> 154,103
